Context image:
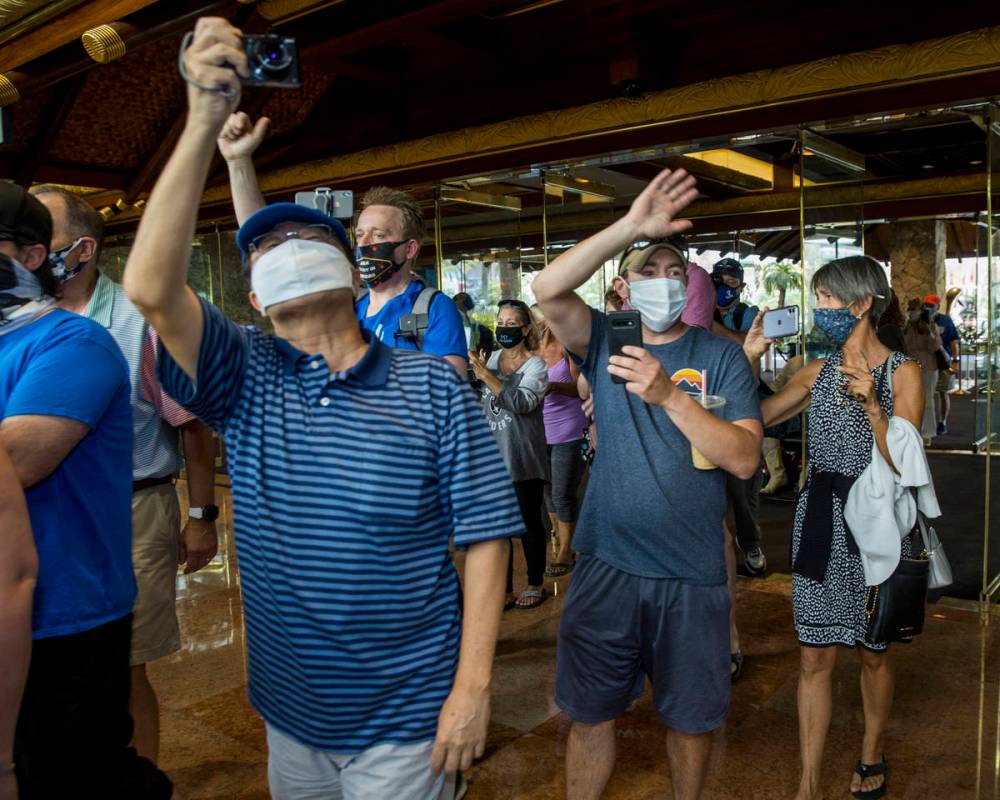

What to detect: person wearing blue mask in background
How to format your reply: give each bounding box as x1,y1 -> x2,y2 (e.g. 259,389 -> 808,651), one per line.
743,255 -> 923,800
712,257 -> 767,577
711,258 -> 759,344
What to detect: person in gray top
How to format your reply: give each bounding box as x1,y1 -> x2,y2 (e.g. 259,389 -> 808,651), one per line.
469,299 -> 550,609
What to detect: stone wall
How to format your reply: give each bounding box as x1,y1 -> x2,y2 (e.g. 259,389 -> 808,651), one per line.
887,219 -> 946,306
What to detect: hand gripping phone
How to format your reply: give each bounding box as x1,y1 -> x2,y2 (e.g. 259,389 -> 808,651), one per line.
606,310 -> 643,384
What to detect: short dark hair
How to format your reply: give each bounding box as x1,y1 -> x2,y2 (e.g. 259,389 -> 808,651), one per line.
811,256 -> 889,327
30,185 -> 105,254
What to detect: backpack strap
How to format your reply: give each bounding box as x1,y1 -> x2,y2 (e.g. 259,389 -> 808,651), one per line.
732,302 -> 747,332
399,286 -> 440,350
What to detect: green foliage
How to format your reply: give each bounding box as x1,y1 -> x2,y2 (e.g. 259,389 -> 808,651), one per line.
760,262 -> 801,308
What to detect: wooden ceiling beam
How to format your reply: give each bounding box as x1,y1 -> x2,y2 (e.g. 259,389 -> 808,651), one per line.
0,0 -> 159,73
300,0 -> 502,63
0,160 -> 129,189
1,0 -> 239,104
14,73 -> 87,187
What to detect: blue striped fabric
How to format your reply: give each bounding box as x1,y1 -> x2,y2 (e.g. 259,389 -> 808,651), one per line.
158,299 -> 523,751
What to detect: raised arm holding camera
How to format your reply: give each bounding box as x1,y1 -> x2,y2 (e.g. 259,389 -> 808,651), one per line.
123,18 -> 519,799
531,169 -> 762,800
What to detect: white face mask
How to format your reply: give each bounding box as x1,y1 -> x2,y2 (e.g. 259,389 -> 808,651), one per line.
251,239 -> 354,311
625,277 -> 687,332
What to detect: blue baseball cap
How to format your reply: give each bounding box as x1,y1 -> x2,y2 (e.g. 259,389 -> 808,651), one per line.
236,202 -> 352,258
712,257 -> 744,281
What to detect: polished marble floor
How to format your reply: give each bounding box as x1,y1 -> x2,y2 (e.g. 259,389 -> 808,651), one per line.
160,485 -> 1000,798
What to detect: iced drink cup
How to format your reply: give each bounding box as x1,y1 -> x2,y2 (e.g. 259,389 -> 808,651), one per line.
689,393 -> 726,470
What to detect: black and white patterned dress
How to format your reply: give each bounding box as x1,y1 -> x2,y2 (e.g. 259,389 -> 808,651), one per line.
791,349 -> 912,650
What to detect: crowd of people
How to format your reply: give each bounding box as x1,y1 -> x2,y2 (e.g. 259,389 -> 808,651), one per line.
0,16 -> 947,800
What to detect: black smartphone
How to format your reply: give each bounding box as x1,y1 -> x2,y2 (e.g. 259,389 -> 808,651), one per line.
606,310 -> 643,384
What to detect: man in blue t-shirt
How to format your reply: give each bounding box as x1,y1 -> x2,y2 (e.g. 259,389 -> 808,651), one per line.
533,170 -> 762,799
354,186 -> 468,370
924,293 -> 960,434
0,183 -> 171,798
217,113 -> 467,372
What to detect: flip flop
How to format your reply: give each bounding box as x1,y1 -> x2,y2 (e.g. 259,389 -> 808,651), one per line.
544,561 -> 575,577
515,588 -> 547,609
851,757 -> 888,799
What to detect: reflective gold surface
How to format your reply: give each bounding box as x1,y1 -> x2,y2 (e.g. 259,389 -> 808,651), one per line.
160,484 -> 1000,798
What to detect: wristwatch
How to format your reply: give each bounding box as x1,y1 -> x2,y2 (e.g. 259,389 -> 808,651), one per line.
188,505 -> 219,522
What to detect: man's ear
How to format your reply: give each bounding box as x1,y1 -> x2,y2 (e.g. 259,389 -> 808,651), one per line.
77,237 -> 98,263
403,238 -> 420,264
248,290 -> 267,318
612,275 -> 629,302
20,243 -> 48,271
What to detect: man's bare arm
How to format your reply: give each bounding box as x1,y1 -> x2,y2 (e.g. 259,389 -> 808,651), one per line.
219,112 -> 268,226
0,443 -> 36,787
123,18 -> 249,381
0,416 -> 90,489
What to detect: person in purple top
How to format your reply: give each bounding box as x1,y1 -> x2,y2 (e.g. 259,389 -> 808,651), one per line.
534,305 -> 589,577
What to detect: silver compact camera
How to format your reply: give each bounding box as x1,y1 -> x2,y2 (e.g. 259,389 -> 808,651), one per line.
295,188 -> 354,219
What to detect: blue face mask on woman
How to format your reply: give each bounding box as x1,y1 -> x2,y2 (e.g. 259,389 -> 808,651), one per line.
813,307 -> 861,345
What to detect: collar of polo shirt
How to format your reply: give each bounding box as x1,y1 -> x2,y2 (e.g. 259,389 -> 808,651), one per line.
274,327 -> 391,386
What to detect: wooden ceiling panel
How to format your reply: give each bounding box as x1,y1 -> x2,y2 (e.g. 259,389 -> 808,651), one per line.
46,33 -> 185,171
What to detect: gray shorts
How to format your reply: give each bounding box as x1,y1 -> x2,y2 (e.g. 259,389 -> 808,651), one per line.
555,555 -> 730,734
266,723 -> 458,800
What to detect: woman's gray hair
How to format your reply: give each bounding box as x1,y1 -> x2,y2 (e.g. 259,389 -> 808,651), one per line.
810,256 -> 890,327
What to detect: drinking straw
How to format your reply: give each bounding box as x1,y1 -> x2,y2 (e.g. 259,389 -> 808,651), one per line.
701,369 -> 708,406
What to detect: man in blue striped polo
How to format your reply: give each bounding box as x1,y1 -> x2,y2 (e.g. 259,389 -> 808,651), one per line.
122,17 -> 519,799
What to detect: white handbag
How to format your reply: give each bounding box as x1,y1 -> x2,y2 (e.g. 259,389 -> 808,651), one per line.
914,509 -> 953,590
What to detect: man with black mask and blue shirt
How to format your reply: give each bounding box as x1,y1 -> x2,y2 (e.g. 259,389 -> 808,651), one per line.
218,112 -> 467,371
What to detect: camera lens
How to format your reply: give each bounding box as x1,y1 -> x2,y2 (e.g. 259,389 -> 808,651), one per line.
250,36 -> 293,73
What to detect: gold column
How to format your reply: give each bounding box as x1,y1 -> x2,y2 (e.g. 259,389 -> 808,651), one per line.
81,23 -> 127,64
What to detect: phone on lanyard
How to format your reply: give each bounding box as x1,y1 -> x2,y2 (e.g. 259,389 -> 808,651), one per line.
606,311 -> 643,384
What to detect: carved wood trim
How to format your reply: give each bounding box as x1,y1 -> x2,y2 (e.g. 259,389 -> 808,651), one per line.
192,24 -> 1000,206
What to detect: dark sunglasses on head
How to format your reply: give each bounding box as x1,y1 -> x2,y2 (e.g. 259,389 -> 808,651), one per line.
621,235 -> 687,263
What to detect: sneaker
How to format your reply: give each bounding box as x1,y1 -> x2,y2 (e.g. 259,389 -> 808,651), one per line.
937,421 -> 947,435
743,546 -> 767,576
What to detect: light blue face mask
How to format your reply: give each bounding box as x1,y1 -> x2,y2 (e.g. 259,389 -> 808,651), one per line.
625,277 -> 687,332
813,307 -> 862,345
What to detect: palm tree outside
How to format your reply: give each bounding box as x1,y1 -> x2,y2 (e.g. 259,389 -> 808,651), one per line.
761,261 -> 801,308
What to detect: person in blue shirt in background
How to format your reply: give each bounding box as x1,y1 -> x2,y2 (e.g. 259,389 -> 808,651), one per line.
0,182 -> 172,799
218,114 -> 468,372
711,257 -> 767,576
711,257 -> 760,343
923,293 -> 960,434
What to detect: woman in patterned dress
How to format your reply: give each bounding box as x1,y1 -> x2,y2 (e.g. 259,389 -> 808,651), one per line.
743,257 -> 923,800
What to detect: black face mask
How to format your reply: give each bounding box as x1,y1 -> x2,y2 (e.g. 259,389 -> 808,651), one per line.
496,326 -> 525,349
355,240 -> 408,287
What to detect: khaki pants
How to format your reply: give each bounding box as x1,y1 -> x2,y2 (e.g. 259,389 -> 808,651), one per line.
129,484 -> 182,666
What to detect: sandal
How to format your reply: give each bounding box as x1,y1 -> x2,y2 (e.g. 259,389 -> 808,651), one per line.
515,587 -> 547,609
503,593 -> 518,611
730,651 -> 744,682
851,757 -> 888,799
544,561 -> 575,578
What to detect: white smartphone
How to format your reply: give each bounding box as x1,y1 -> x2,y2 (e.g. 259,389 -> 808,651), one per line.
762,305 -> 800,339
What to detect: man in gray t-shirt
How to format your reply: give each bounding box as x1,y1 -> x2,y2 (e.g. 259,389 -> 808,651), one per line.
532,168 -> 762,800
